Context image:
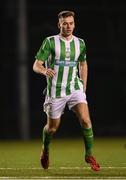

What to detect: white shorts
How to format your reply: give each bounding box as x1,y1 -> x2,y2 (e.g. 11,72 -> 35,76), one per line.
43,90 -> 87,119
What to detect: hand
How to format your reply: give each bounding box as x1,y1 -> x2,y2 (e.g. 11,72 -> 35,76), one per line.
45,68 -> 56,77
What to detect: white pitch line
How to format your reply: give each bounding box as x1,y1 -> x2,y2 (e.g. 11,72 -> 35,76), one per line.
0,166 -> 126,170
0,176 -> 126,179
63,166 -> 126,169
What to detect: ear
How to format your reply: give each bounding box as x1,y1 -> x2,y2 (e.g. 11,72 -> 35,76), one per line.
57,22 -> 60,29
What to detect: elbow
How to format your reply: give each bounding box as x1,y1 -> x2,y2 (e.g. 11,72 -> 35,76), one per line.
33,60 -> 37,72
33,63 -> 35,72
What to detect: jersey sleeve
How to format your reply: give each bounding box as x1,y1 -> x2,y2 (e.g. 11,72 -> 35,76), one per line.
78,39 -> 86,62
35,38 -> 51,61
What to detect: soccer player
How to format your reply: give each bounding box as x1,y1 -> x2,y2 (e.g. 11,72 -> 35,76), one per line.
33,10 -> 100,171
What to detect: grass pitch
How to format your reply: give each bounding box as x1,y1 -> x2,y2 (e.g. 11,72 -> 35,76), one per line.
0,137 -> 126,179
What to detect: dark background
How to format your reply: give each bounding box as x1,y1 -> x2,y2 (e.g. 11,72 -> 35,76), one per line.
1,0 -> 126,140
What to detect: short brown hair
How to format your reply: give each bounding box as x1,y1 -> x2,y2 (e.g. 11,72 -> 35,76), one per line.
58,11 -> 75,19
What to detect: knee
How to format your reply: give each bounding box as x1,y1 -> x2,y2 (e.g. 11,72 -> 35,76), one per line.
47,127 -> 57,134
80,117 -> 92,128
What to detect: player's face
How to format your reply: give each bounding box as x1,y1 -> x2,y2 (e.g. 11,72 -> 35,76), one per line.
58,16 -> 75,37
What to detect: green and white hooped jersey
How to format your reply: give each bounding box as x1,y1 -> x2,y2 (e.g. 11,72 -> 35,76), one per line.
35,34 -> 86,98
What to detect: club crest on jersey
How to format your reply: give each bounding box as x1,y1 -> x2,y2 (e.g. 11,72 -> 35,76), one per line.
65,48 -> 70,58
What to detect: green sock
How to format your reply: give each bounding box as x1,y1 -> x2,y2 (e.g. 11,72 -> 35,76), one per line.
82,127 -> 94,157
42,127 -> 52,153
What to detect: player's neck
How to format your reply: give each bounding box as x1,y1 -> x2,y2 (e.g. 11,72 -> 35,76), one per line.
59,33 -> 73,41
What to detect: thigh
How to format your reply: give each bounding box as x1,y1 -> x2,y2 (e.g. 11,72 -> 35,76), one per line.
72,102 -> 90,120
43,96 -> 66,119
72,103 -> 92,127
47,116 -> 61,130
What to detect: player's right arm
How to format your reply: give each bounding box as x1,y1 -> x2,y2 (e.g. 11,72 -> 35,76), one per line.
33,59 -> 56,77
33,37 -> 56,77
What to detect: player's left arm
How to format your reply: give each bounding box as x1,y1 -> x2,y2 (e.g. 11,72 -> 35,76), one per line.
79,60 -> 88,92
